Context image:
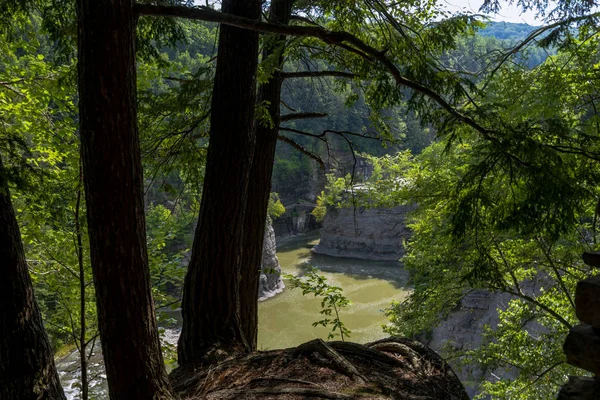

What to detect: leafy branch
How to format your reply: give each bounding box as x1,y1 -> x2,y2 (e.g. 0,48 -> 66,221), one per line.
285,266 -> 351,341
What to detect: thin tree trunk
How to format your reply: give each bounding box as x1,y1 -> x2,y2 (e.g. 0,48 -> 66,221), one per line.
240,0 -> 295,350
74,161 -> 88,400
178,0 -> 261,365
0,156 -> 66,400
76,0 -> 172,398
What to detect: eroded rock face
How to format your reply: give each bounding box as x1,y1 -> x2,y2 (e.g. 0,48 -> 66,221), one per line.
258,220 -> 284,301
312,205 -> 412,261
425,279 -> 548,397
271,203 -> 320,240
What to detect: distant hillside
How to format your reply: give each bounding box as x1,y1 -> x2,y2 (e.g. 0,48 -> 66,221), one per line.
479,21 -> 539,41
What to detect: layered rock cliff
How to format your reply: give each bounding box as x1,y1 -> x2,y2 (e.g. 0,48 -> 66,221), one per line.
312,205 -> 412,261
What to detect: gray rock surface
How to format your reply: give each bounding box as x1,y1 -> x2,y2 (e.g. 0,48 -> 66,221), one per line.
424,290 -> 510,396
312,205 -> 412,261
425,279 -> 547,397
258,220 -> 285,301
272,203 -> 320,240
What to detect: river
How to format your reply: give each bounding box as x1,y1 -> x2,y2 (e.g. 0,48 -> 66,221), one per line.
258,230 -> 410,349
58,231 -> 410,399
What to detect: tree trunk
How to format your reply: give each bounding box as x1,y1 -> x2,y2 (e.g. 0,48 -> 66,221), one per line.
239,0 -> 295,350
178,0 -> 261,365
75,162 -> 89,400
0,156 -> 66,400
76,0 -> 172,398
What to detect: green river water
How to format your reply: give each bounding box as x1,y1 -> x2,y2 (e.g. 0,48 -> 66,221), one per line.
257,231 -> 411,349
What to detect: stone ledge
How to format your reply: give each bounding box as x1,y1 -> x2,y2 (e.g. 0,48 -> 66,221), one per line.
564,324 -> 600,375
575,276 -> 600,328
557,376 -> 600,399
582,251 -> 600,268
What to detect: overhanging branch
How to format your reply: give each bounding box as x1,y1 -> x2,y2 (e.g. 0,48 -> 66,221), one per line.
277,135 -> 325,169
280,112 -> 328,122
134,3 -> 491,137
281,71 -> 357,79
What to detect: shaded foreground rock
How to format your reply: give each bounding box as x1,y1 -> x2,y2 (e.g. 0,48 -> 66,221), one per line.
564,324 -> 600,376
557,377 -> 600,400
575,276 -> 600,327
170,337 -> 469,399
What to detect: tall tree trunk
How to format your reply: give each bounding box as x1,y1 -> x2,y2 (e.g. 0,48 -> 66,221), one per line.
239,0 -> 295,350
178,0 -> 261,365
74,161 -> 89,400
0,156 -> 66,400
76,0 -> 172,398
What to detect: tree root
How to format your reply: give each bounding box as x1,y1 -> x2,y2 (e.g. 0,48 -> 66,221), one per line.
369,342 -> 424,371
294,339 -> 368,383
248,377 -> 321,387
208,387 -> 355,399
329,340 -> 412,369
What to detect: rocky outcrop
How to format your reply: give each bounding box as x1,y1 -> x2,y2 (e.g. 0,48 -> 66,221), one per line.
559,251 -> 600,399
271,203 -> 320,240
170,337 -> 470,400
423,290 -> 510,397
258,220 -> 284,301
312,205 -> 412,261
425,278 -> 549,397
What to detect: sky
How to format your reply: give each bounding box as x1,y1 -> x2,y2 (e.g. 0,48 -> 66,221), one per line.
443,0 -> 544,25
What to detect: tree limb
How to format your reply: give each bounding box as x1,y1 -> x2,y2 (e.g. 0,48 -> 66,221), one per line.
280,112 -> 328,122
281,71 -> 356,79
277,135 -> 325,169
134,3 -> 491,136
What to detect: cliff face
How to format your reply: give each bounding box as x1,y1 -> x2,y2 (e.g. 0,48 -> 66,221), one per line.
258,220 -> 284,301
271,203 -> 320,240
424,279 -> 549,397
312,205 -> 412,261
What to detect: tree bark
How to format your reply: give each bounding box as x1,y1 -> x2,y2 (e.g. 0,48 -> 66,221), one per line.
76,0 -> 172,398
0,156 -> 66,400
177,0 -> 261,365
239,0 -> 295,351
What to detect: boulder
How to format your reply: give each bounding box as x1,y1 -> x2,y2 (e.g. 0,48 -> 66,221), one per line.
575,276 -> 600,328
564,324 -> 600,376
558,376 -> 600,400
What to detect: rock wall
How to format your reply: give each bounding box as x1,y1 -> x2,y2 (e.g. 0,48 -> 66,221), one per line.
425,279 -> 547,397
258,220 -> 285,301
312,205 -> 412,261
272,203 -> 321,240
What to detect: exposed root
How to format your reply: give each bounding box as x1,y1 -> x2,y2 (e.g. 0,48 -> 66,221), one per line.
369,342 -> 424,371
294,339 -> 368,383
207,387 -> 355,399
248,377 -> 321,387
329,340 -> 412,369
